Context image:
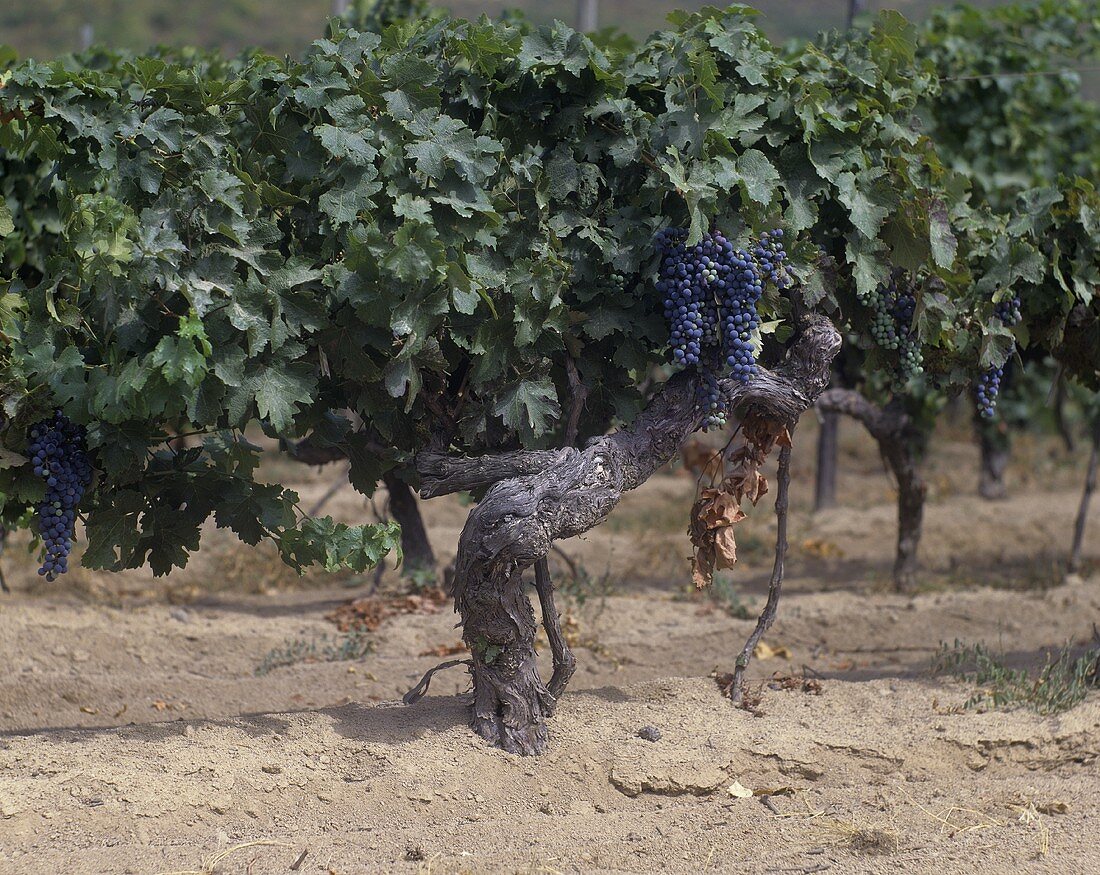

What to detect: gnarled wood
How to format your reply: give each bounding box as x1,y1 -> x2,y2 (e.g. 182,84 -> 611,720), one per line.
533,559 -> 575,706
816,389 -> 927,591
420,316 -> 841,753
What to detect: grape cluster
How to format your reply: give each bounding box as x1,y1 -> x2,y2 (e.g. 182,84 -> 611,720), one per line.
974,294 -> 1021,419
975,366 -> 1003,419
26,412 -> 93,580
993,294 -> 1021,327
867,273 -> 922,382
658,227 -> 788,429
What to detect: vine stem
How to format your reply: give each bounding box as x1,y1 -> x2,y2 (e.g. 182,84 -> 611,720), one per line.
729,441 -> 792,705
530,348 -> 588,708
533,558 -> 576,708
1068,415 -> 1100,575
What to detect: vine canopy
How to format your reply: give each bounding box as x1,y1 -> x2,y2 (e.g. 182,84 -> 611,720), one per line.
0,7 -> 987,574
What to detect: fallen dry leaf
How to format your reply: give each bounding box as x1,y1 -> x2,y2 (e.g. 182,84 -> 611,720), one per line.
79,706 -> 98,715
767,674 -> 823,695
151,700 -> 168,712
754,641 -> 791,660
727,781 -> 754,799
329,587 -> 449,632
801,538 -> 844,559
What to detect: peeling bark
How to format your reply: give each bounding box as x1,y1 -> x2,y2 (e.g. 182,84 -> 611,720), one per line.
816,389 -> 926,592
1069,417 -> 1100,575
419,316 -> 841,753
533,559 -> 576,705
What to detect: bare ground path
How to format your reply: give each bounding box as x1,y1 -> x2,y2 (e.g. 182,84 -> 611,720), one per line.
1,423 -> 1098,873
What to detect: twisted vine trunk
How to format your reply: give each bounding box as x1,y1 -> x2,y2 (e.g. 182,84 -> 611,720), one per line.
417,317 -> 841,754
975,416 -> 1010,501
1068,417 -> 1100,575
814,410 -> 840,511
816,390 -> 926,591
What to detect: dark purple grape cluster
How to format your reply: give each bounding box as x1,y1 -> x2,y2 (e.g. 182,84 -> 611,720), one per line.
867,273 -> 922,381
657,227 -> 788,429
975,295 -> 1020,419
657,227 -> 710,368
975,366 -> 1003,419
27,412 -> 92,580
993,294 -> 1021,327
753,230 -> 789,288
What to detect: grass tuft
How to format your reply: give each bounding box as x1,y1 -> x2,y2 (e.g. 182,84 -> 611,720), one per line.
933,639 -> 1100,715
707,574 -> 754,619
255,628 -> 373,676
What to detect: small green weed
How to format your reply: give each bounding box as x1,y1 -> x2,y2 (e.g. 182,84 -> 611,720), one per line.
255,628 -> 374,676
708,574 -> 754,619
402,565 -> 439,593
933,639 -> 1100,715
555,560 -> 616,617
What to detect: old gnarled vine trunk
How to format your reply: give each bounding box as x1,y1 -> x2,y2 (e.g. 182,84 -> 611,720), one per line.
417,316 -> 841,754
975,415 -> 1010,501
816,390 -> 927,591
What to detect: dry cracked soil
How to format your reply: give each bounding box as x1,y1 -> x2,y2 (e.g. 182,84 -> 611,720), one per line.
1,414 -> 1098,874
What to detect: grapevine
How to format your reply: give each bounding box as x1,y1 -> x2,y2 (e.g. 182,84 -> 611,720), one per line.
0,4 -> 1093,754
26,412 -> 93,581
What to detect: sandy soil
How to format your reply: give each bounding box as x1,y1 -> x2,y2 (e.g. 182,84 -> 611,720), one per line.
0,415 -> 1098,874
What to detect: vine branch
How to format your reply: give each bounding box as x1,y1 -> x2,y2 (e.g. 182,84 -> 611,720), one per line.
729,442 -> 792,704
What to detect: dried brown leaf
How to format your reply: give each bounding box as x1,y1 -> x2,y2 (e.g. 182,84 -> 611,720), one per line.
754,641 -> 791,660
688,417 -> 791,589
714,526 -> 739,569
328,587 -> 449,632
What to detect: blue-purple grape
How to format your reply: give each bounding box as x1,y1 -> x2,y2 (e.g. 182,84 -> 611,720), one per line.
975,366 -> 1003,419
975,296 -> 1019,418
868,272 -> 922,381
658,227 -> 788,430
994,294 -> 1021,327
26,412 -> 93,581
